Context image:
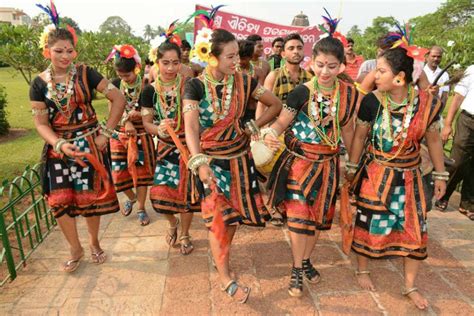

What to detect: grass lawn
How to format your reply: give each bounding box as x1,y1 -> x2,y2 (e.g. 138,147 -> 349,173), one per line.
0,67 -> 109,182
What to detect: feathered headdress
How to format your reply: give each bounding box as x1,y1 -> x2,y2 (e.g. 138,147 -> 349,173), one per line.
148,20 -> 184,62
389,22 -> 429,61
36,0 -> 78,55
188,5 -> 225,63
318,8 -> 348,47
105,44 -> 142,74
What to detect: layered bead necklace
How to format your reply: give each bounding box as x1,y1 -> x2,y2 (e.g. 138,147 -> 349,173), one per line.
154,74 -> 182,132
45,63 -> 77,119
120,75 -> 142,111
307,77 -> 341,149
372,85 -> 416,162
203,68 -> 234,122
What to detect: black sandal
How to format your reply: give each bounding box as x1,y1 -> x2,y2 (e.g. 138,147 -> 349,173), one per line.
302,258 -> 321,284
288,266 -> 304,297
435,199 -> 448,212
270,208 -> 284,227
222,280 -> 251,304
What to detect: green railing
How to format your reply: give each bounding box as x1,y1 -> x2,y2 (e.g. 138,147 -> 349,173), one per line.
0,163 -> 56,286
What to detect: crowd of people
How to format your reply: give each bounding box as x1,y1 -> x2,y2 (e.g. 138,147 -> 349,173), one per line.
29,1 -> 472,310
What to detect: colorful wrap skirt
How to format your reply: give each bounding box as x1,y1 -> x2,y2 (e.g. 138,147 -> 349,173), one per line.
109,122 -> 155,192
41,119 -> 119,218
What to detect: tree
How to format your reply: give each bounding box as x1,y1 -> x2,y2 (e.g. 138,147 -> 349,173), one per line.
143,24 -> 154,41
0,24 -> 47,85
0,85 -> 9,136
99,16 -> 133,37
346,25 -> 362,39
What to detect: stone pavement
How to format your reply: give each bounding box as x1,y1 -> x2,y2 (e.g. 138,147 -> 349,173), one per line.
0,192 -> 473,315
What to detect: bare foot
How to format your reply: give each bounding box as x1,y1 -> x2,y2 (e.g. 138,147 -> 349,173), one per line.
405,289 -> 429,310
355,271 -> 376,291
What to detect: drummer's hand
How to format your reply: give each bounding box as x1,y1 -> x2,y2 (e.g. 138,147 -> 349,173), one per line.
198,164 -> 214,185
263,134 -> 280,151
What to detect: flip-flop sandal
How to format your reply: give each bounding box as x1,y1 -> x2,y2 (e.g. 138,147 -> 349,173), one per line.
62,254 -> 83,273
137,210 -> 150,226
121,198 -> 137,217
166,218 -> 180,247
179,235 -> 194,255
91,250 -> 107,264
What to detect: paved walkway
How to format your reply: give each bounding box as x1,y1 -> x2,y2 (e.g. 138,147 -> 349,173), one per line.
0,192 -> 473,315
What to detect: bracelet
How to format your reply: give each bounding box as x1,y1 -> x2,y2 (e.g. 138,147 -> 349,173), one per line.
187,153 -> 209,175
245,119 -> 260,135
355,83 -> 368,96
32,108 -> 49,116
54,138 -> 68,154
260,127 -> 278,139
100,123 -> 114,138
157,125 -> 168,138
102,82 -> 118,97
141,108 -> 155,117
432,170 -> 449,181
252,85 -> 266,101
183,104 -> 199,114
282,104 -> 298,116
345,161 -> 359,173
119,113 -> 130,126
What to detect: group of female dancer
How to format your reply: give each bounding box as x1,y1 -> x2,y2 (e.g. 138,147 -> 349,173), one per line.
30,3 -> 447,310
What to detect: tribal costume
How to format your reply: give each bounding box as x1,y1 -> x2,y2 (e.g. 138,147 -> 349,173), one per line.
109,77 -> 155,192
141,75 -> 199,214
268,77 -> 357,234
272,65 -> 313,103
184,71 -> 270,227
351,88 -> 442,259
29,64 -> 119,218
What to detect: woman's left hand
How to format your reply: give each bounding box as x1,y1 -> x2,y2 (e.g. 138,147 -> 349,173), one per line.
434,179 -> 447,200
94,134 -> 109,152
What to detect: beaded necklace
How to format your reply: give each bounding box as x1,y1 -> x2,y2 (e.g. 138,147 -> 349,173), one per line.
154,74 -> 182,132
45,64 -> 77,119
203,67 -> 234,122
371,86 -> 416,162
307,77 -> 341,149
120,75 -> 142,111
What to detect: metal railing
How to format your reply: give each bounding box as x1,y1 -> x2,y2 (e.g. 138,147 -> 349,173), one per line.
0,163 -> 55,286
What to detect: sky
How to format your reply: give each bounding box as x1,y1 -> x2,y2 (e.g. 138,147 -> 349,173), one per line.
3,0 -> 444,35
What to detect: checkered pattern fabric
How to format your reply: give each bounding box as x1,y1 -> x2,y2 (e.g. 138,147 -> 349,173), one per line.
199,100 -> 219,128
111,160 -> 127,171
206,164 -> 231,199
366,186 -> 406,235
373,115 -> 403,151
291,112 -> 321,144
154,157 -> 180,188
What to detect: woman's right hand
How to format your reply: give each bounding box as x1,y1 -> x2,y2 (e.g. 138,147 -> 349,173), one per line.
158,119 -> 175,136
263,134 -> 280,151
198,164 -> 214,185
60,142 -> 84,158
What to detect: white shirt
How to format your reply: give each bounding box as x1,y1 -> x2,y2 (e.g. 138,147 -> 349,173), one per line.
454,65 -> 474,115
423,64 -> 450,98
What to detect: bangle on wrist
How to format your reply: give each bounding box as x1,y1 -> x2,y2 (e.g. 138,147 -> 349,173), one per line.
187,153 -> 209,175
245,119 -> 260,136
100,123 -> 114,138
432,170 -> 449,181
54,138 -> 68,154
